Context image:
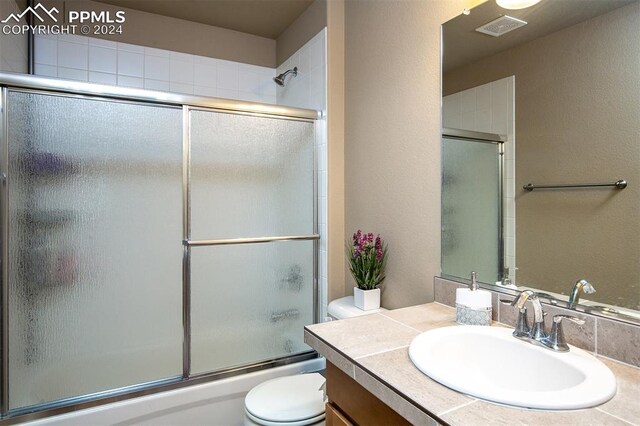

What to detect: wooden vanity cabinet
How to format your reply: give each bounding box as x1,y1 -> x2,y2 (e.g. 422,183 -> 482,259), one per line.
324,362 -> 412,426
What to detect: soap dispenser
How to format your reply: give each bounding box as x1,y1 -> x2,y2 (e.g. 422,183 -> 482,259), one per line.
455,272 -> 493,326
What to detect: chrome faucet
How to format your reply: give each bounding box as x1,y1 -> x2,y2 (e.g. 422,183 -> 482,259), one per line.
510,290 -> 546,341
540,314 -> 585,352
568,279 -> 596,308
504,290 -> 585,352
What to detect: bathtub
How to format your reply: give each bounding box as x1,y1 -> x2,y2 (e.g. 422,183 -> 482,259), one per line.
26,358 -> 325,426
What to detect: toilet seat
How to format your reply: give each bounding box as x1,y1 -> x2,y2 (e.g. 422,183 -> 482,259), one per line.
244,373 -> 326,426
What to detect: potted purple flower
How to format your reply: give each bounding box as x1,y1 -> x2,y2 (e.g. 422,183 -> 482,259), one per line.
346,230 -> 388,310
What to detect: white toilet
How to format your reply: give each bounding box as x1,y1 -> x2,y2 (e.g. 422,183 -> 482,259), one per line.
244,296 -> 386,426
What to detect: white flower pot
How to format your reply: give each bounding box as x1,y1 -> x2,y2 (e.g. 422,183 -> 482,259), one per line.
354,287 -> 381,311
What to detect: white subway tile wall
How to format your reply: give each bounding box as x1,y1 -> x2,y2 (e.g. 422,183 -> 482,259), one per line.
443,76 -> 516,279
276,29 -> 328,320
33,34 -> 276,104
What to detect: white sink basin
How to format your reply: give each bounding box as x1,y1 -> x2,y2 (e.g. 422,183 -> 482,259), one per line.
409,326 -> 616,410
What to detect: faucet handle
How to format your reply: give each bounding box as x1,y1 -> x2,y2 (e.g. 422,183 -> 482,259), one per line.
553,314 -> 585,326
541,314 -> 585,352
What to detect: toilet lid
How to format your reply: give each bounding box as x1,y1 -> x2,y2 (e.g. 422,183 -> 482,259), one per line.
245,373 -> 326,423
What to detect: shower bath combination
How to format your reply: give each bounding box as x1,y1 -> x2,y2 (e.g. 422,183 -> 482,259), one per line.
273,67 -> 298,86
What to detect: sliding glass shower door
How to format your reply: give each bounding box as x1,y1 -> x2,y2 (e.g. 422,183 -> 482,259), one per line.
0,80 -> 319,416
6,91 -> 184,409
441,136 -> 502,284
188,110 -> 316,374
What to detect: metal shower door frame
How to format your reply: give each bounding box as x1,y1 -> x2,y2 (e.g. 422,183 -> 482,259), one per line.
441,128 -> 506,284
0,72 -> 321,421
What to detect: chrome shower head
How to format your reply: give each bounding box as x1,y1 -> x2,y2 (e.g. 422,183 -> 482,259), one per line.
274,67 -> 298,86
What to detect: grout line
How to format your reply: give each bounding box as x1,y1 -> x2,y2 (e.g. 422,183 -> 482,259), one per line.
596,353 -> 640,371
354,344 -> 410,360
378,311 -> 423,333
595,407 -> 638,426
436,399 -> 478,417
594,317 -> 598,355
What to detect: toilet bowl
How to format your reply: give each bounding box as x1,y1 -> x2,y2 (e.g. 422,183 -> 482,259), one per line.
244,296 -> 386,425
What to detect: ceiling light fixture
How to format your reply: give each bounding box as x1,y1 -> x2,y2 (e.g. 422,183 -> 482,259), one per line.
496,0 -> 541,10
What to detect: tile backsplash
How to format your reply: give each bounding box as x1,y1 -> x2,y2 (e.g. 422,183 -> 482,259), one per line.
34,34 -> 276,104
434,276 -> 640,368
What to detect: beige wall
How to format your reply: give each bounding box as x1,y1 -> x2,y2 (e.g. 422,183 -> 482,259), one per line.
343,0 -> 469,309
444,3 -> 640,309
276,0 -> 327,67
326,0 -> 346,304
40,0 -> 276,67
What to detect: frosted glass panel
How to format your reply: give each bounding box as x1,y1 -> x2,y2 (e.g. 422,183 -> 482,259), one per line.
442,138 -> 500,284
190,111 -> 315,239
191,241 -> 314,374
7,91 -> 183,409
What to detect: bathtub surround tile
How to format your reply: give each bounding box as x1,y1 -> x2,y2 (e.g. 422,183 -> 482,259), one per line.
217,88 -> 239,100
598,358 -> 640,422
441,400 -> 630,426
597,319 -> 640,367
118,51 -> 144,78
353,364 -> 439,426
34,36 -> 57,66
144,55 -> 170,81
357,348 -> 472,417
170,59 -> 194,85
57,67 -> 87,81
34,63 -> 57,78
169,82 -> 194,95
305,314 -> 418,359
193,85 -> 217,98
144,79 -> 170,92
33,34 -> 279,105
194,61 -> 217,88
58,40 -> 88,70
89,46 -> 117,74
304,331 -> 354,378
117,75 -> 143,89
217,62 -> 239,90
89,71 -> 117,85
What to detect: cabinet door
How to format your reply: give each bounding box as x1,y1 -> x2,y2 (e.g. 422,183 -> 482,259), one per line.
326,402 -> 353,426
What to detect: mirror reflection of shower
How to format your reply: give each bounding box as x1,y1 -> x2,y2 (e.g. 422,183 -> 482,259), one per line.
273,67 -> 298,86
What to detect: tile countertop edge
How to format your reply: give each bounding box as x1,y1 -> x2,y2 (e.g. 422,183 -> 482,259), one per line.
305,303 -> 640,426
304,326 -> 449,426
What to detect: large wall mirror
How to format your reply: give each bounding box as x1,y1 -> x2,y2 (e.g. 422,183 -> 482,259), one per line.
441,0 -> 639,320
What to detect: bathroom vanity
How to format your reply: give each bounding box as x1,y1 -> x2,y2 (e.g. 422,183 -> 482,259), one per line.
304,303 -> 640,425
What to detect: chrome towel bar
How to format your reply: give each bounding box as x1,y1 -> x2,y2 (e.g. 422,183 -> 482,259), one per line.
523,179 -> 627,191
